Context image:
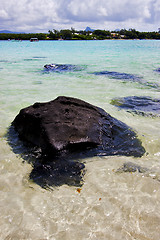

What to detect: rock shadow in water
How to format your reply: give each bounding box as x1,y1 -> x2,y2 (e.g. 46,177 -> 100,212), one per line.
111,96 -> 160,117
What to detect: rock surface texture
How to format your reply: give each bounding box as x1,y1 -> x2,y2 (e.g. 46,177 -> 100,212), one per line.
12,96 -> 145,158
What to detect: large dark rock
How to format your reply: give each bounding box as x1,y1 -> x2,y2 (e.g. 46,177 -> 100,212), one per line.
12,96 -> 145,158
111,96 -> 160,117
11,96 -> 145,188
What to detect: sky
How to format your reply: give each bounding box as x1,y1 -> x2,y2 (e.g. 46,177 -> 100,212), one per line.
0,0 -> 160,33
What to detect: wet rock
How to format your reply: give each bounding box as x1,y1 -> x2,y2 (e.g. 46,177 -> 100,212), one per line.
12,96 -> 145,158
11,96 -> 145,188
44,63 -> 84,72
111,96 -> 160,117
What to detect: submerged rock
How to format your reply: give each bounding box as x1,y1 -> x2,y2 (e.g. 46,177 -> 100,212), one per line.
94,71 -> 142,81
7,125 -> 86,188
44,63 -> 84,72
116,162 -> 149,173
116,162 -> 160,182
11,96 -> 145,188
29,159 -> 86,188
154,68 -> 160,73
93,71 -> 160,90
111,96 -> 160,117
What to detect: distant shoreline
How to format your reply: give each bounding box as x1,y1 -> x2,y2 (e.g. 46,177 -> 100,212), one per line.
1,39 -> 160,41
0,28 -> 160,41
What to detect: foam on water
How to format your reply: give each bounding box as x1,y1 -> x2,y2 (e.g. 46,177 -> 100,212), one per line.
0,40 -> 160,239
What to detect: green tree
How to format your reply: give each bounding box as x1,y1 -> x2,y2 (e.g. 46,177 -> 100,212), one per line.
48,29 -> 60,40
60,29 -> 72,40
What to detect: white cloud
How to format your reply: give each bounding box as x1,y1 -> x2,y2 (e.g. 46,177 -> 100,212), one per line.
143,6 -> 151,18
0,9 -> 9,19
0,0 -> 159,32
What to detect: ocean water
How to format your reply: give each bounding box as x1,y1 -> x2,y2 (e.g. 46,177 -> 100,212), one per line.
0,40 -> 160,239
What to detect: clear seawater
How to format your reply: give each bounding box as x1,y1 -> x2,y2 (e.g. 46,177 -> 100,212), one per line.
0,40 -> 160,239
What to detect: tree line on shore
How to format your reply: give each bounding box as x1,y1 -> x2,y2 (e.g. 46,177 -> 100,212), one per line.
0,28 -> 160,40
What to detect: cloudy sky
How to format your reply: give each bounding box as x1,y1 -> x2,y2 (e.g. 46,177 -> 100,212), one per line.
0,0 -> 160,32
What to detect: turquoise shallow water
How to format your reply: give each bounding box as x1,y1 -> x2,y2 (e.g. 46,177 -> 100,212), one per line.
0,40 -> 160,239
